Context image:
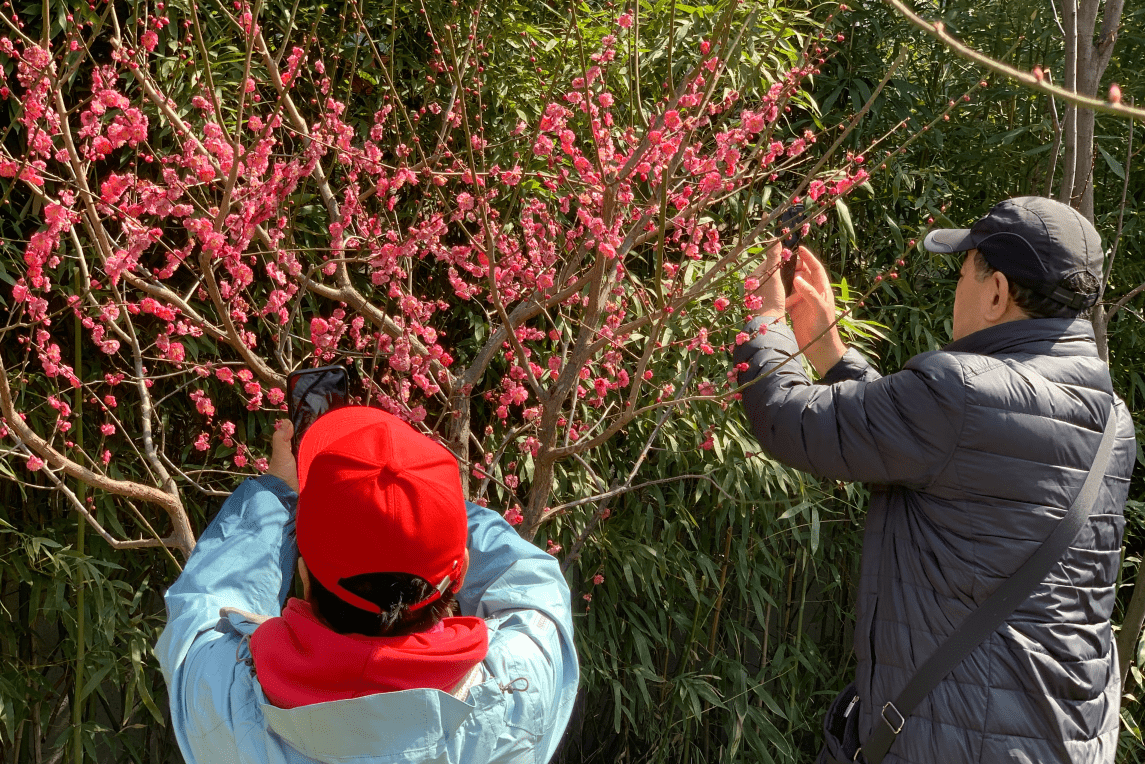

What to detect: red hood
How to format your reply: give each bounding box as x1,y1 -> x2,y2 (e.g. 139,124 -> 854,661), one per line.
249,598 -> 488,710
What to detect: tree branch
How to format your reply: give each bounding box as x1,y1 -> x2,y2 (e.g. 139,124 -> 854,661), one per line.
1118,554 -> 1145,688
556,372 -> 693,570
1107,281 -> 1145,319
549,473 -> 736,516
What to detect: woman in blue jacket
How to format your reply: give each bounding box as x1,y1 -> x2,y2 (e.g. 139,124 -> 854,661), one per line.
156,407 -> 579,764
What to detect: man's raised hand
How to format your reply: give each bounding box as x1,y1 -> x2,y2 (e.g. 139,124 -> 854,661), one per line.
747,240 -> 787,319
785,247 -> 847,376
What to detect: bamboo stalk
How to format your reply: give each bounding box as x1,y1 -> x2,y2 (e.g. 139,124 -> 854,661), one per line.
707,526 -> 734,654
72,266 -> 85,764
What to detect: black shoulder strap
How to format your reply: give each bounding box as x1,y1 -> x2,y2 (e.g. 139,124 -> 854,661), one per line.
859,408 -> 1119,764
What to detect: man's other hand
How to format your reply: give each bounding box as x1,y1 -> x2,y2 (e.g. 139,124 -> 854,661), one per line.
269,420 -> 300,493
786,247 -> 847,376
747,240 -> 787,318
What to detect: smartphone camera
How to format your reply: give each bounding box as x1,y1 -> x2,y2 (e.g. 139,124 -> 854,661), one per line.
778,203 -> 807,296
287,365 -> 349,455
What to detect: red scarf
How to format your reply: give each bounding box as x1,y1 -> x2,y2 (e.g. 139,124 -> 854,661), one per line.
249,599 -> 489,709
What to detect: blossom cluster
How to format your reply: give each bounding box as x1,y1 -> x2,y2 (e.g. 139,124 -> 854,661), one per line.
0,3 -> 866,542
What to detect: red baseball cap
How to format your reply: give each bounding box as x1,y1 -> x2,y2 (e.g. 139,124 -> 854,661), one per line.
295,407 -> 467,614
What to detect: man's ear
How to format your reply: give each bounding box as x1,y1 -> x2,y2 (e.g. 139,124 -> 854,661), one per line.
985,270 -> 1012,322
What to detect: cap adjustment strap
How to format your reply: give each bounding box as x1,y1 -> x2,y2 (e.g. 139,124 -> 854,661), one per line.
1021,279 -> 1099,310
1045,285 -> 1096,311
405,577 -> 449,613
331,581 -> 385,614
405,558 -> 462,613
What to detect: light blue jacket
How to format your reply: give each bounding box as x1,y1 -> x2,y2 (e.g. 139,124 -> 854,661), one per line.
156,475 -> 579,764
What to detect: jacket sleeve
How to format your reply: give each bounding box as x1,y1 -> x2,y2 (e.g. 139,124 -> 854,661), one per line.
154,475 -> 298,734
455,502 -> 579,764
733,318 -> 966,488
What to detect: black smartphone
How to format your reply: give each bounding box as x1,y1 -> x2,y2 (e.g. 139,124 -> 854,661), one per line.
287,365 -> 349,454
779,203 -> 806,296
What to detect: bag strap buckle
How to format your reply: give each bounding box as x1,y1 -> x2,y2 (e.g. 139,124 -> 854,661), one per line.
880,702 -> 905,735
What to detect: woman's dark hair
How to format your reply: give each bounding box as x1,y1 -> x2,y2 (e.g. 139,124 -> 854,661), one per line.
309,570 -> 457,637
973,249 -> 1100,319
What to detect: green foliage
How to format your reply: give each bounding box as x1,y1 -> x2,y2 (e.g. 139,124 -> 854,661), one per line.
552,397 -> 867,762
0,504 -> 175,761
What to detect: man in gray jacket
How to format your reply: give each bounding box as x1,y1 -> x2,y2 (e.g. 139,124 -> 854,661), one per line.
734,196 -> 1136,763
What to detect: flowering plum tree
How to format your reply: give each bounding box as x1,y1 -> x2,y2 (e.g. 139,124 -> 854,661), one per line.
0,0 -> 874,557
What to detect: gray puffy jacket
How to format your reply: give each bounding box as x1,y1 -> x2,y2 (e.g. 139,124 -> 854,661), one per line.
734,316 -> 1136,764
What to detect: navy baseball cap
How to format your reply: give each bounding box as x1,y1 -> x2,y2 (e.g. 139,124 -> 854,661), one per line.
923,196 -> 1103,310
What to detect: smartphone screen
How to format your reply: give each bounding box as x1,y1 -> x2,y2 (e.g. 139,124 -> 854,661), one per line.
288,365 -> 349,454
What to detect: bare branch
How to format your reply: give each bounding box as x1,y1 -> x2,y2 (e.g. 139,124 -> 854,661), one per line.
119,282 -> 176,495
550,473 -> 736,516
1107,281 -> 1145,319
556,372 -> 693,568
1043,71 -> 1063,198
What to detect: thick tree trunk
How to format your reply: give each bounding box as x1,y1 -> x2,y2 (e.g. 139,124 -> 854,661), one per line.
447,394 -> 472,497
1092,304 -> 1109,362
1119,556 -> 1145,688
1057,0 -> 1079,207
1052,0 -> 1145,700
1056,0 -> 1123,221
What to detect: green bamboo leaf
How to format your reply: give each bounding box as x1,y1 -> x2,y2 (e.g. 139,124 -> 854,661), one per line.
633,667 -> 653,707
131,641 -> 164,726
681,567 -> 700,601
693,678 -> 724,707
79,662 -> 113,702
121,668 -> 137,728
835,199 -> 856,249
756,688 -> 788,720
884,214 -> 904,251
1098,145 -> 1125,179
611,679 -> 625,733
0,695 -> 14,741
777,501 -> 805,521
685,683 -> 703,720
811,507 -> 821,554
